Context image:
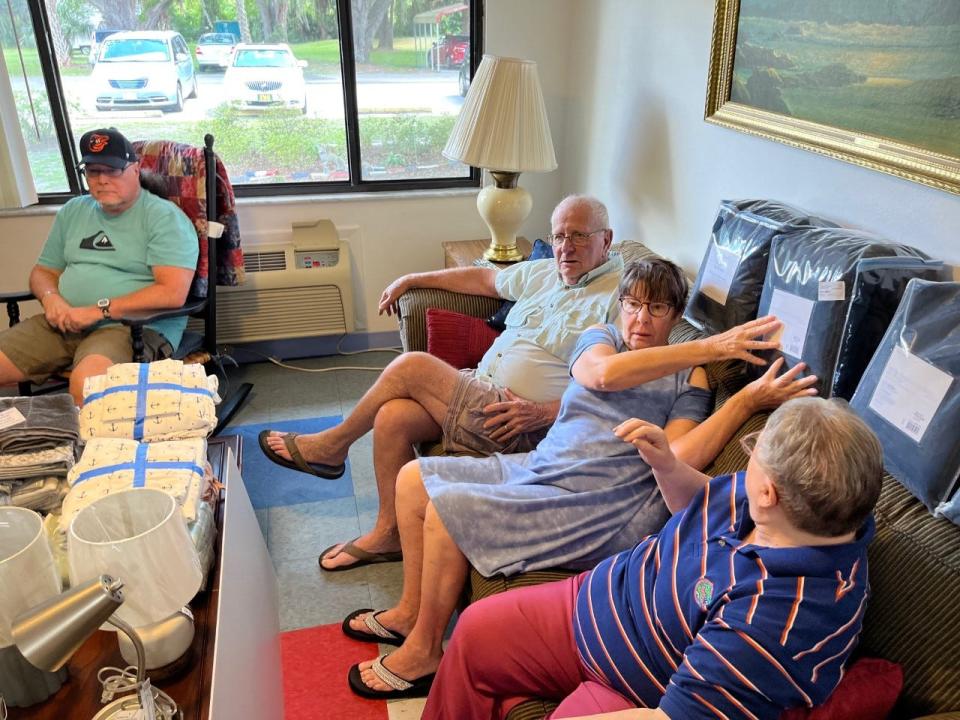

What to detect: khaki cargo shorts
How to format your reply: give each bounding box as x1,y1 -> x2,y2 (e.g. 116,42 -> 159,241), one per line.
0,315 -> 173,385
441,370 -> 548,456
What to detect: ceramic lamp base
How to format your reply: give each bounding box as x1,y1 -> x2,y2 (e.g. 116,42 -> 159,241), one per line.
477,182 -> 531,263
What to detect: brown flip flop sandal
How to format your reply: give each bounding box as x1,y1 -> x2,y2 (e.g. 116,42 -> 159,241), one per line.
258,430 -> 346,479
319,537 -> 402,573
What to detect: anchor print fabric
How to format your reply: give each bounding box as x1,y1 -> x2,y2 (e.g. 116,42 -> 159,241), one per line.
60,437 -> 207,532
81,359 -> 219,442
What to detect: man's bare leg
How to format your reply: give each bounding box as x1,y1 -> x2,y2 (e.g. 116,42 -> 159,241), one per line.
0,351 -> 28,390
321,401 -> 439,569
265,352 -> 460,466
356,470 -> 468,690
70,354 -> 114,406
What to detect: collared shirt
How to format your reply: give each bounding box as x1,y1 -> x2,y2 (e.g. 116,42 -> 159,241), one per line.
475,253 -> 624,402
574,472 -> 874,719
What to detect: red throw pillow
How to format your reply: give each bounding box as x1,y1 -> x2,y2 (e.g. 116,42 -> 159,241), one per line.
780,657 -> 903,720
425,308 -> 501,369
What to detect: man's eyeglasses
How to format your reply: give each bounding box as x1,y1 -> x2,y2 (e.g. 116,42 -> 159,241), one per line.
739,430 -> 762,456
618,297 -> 674,318
547,229 -> 606,248
78,164 -> 130,179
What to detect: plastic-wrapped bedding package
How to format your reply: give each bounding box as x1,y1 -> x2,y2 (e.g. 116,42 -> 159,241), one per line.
683,199 -> 836,336
749,226 -> 927,398
833,257 -> 949,399
850,280 -> 960,525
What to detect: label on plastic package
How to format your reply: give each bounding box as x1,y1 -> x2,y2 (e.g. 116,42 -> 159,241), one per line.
0,407 -> 26,430
818,280 -> 845,301
868,346 -> 953,443
700,241 -> 740,306
767,288 -> 814,359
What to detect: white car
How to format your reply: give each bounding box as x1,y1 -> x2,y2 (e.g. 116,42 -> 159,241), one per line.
223,44 -> 308,113
92,30 -> 197,113
195,32 -> 238,71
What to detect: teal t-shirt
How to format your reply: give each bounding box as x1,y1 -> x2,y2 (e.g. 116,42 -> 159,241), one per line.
37,190 -> 198,348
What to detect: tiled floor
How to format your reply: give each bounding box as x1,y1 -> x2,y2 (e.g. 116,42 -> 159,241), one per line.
225,351 -> 427,718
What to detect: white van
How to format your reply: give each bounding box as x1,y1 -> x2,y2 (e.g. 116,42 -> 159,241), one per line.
91,31 -> 197,113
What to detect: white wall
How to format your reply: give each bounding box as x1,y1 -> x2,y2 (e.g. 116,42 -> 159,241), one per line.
560,0 -> 960,274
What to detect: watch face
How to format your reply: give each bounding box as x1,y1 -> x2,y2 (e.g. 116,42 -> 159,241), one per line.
97,298 -> 109,308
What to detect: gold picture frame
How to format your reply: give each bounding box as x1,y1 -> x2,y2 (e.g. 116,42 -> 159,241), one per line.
705,0 -> 960,196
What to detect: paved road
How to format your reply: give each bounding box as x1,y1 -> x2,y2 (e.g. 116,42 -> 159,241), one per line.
49,69 -> 464,122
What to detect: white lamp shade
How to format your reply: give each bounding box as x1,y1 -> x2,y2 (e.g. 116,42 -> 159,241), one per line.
0,508 -> 61,646
443,54 -> 557,173
67,489 -> 202,628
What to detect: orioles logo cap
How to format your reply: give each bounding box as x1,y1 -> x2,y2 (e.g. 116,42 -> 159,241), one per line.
78,127 -> 138,169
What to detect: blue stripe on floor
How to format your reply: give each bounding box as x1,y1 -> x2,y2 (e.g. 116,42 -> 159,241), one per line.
232,418 -> 352,509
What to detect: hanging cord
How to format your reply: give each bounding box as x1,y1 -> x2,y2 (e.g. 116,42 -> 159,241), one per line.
4,0 -> 40,141
1,692 -> 7,720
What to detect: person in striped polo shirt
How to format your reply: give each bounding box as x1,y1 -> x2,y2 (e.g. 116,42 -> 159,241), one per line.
423,397 -> 883,719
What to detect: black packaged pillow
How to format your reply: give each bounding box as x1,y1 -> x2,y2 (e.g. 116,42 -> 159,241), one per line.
487,238 -> 554,331
850,279 -> 960,524
832,257 -> 949,400
749,227 -> 926,398
684,199 -> 835,336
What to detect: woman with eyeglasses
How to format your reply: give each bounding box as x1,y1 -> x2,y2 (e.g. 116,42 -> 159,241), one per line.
424,397 -> 883,720
345,258 -> 818,700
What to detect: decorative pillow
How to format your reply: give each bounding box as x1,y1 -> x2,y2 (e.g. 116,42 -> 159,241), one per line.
426,309 -> 501,369
487,239 -> 554,331
780,657 -> 902,720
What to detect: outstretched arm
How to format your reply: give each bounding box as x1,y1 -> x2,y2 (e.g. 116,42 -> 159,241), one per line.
378,267 -> 500,316
572,316 -> 782,392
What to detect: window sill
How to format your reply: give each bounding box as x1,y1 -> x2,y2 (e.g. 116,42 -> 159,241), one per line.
0,186 -> 480,218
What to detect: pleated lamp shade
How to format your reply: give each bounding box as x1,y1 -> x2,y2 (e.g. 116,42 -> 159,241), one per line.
443,55 -> 557,173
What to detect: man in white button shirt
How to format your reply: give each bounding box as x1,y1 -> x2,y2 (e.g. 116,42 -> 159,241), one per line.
261,195 -> 624,570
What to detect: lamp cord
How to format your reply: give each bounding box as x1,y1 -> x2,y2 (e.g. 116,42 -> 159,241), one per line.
1,692 -> 7,720
97,665 -> 179,719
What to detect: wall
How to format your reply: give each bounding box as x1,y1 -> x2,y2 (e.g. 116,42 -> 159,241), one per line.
560,0 -> 960,275
0,0 -> 575,336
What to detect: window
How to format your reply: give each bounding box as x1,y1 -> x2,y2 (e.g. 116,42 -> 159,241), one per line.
2,0 -> 481,201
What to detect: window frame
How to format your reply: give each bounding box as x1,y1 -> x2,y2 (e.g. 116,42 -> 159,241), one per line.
27,0 -> 484,205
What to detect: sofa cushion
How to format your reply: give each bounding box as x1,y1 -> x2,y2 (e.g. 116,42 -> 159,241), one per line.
426,308 -> 501,369
781,657 -> 902,720
859,474 -> 960,718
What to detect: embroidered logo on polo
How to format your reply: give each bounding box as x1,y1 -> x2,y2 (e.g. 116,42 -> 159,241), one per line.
694,577 -> 714,611
79,231 -> 116,251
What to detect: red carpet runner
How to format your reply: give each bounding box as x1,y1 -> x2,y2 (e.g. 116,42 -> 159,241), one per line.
282,623 -> 388,720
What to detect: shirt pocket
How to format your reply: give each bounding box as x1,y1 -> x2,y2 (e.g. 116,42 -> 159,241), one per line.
504,303 -> 543,330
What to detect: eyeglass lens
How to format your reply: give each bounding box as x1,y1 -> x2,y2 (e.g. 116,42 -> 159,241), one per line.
548,230 -> 602,247
620,298 -> 672,318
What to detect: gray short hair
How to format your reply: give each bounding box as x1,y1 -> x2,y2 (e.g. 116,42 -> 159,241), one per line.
551,194 -> 609,230
618,259 -> 689,310
755,397 -> 883,537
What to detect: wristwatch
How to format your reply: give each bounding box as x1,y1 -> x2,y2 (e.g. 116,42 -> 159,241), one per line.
97,297 -> 111,319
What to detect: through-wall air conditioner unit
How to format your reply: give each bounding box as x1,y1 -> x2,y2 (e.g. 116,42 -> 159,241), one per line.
199,219 -> 355,344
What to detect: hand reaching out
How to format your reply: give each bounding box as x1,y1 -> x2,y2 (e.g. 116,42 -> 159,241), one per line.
613,418 -> 676,474
705,315 -> 783,365
744,356 -> 819,412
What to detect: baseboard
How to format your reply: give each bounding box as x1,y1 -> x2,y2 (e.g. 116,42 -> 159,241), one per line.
226,330 -> 401,364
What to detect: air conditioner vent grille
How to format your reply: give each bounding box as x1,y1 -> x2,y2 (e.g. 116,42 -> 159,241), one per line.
244,251 -> 287,273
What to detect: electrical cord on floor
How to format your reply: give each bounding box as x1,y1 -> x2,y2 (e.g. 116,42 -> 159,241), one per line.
97,665 -> 179,718
234,345 -> 401,373
334,334 -> 403,356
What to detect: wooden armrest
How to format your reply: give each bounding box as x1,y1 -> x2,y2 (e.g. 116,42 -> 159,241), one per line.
397,288 -> 502,353
0,290 -> 35,303
119,298 -> 207,326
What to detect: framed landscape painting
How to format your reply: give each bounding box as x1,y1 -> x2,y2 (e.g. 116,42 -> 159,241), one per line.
705,0 -> 960,195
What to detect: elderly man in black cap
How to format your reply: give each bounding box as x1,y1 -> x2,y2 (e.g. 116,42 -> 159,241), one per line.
0,128 -> 198,404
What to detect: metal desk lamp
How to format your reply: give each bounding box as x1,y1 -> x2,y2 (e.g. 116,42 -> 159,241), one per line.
12,575 -> 180,719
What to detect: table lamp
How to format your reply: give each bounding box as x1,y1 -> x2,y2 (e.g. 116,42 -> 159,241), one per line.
0,507 -> 67,707
12,575 -> 179,719
68,488 -> 203,670
443,54 -> 557,263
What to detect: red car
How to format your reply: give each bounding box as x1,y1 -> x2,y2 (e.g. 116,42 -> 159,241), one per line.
427,34 -> 468,69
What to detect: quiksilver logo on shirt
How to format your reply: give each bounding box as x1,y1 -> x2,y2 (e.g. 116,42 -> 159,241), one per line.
79,231 -> 115,251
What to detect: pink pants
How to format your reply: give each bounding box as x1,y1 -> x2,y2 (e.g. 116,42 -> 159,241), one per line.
421,575 -> 636,720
